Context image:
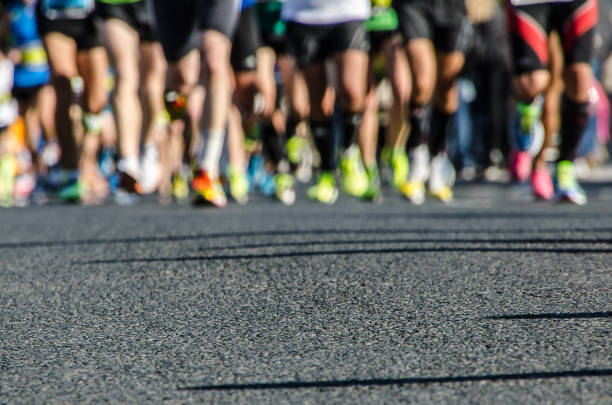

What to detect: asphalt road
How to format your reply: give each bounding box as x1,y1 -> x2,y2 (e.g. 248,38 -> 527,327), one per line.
1,181 -> 611,403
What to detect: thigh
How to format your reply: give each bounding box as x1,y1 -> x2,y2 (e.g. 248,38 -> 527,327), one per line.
42,32 -> 79,78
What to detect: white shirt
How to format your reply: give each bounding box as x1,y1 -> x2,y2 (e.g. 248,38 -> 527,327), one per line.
282,0 -> 371,25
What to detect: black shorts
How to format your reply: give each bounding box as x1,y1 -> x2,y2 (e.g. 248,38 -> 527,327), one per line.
231,7 -> 261,72
12,85 -> 43,104
507,0 -> 598,74
36,5 -> 103,50
152,0 -> 241,63
285,20 -> 370,68
255,1 -> 288,55
96,0 -> 156,42
369,30 -> 396,56
392,0 -> 470,53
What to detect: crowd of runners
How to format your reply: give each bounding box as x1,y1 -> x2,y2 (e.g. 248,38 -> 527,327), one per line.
0,0 -> 610,207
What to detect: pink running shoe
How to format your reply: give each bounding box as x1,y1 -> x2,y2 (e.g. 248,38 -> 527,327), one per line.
531,168 -> 553,200
509,150 -> 532,182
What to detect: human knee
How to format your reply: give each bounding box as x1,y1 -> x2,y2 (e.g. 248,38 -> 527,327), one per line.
564,63 -> 592,102
514,70 -> 549,102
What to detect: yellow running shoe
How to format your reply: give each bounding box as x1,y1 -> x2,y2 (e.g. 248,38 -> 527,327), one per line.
274,173 -> 296,205
340,145 -> 368,197
391,148 -> 409,189
399,180 -> 425,205
228,166 -> 249,204
307,171 -> 338,204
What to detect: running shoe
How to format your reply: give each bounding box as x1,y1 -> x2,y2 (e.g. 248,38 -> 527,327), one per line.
287,134 -> 313,183
286,135 -> 306,166
115,170 -> 141,205
340,145 -> 368,197
172,166 -> 190,202
14,172 -> 35,206
400,144 -> 429,205
307,171 -> 338,204
508,100 -> 544,180
509,150 -> 533,182
228,166 -> 249,204
361,164 -> 382,203
391,148 -> 409,189
139,143 -> 161,194
428,153 -> 455,203
554,160 -> 587,205
531,167 -> 553,201
192,169 -> 227,207
0,154 -> 17,207
57,178 -> 84,203
274,172 -> 296,205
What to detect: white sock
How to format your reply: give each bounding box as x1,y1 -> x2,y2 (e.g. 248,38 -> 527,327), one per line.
199,130 -> 225,179
118,156 -> 140,178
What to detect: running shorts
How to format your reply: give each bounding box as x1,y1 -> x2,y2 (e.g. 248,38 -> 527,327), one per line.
231,6 -> 261,72
392,0 -> 471,53
96,1 -> 157,42
285,20 -> 370,68
507,0 -> 598,74
151,0 -> 241,63
255,0 -> 288,55
36,1 -> 103,50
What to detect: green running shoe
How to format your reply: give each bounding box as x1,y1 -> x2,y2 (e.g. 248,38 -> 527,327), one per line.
286,135 -> 307,166
340,145 -> 368,197
361,163 -> 382,203
554,160 -> 586,205
0,154 -> 17,207
307,171 -> 338,204
391,148 -> 409,189
228,166 -> 249,204
274,173 -> 295,205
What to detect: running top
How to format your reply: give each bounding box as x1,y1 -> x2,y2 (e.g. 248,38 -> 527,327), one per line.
282,0 -> 371,25
509,0 -> 576,4
6,1 -> 50,88
97,0 -> 141,3
39,0 -> 95,19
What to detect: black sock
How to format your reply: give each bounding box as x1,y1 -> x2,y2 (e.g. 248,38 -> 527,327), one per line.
342,112 -> 363,150
261,120 -> 284,166
311,121 -> 336,171
429,108 -> 455,156
406,104 -> 431,151
558,97 -> 590,162
286,116 -> 299,138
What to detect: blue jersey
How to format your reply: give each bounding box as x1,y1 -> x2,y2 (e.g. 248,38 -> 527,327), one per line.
242,0 -> 256,10
8,1 -> 50,88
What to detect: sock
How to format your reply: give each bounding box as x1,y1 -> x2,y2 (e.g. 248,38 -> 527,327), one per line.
558,97 -> 590,162
199,129 -> 225,178
311,121 -> 336,171
342,112 -> 363,150
118,156 -> 140,178
261,120 -> 284,166
406,104 -> 431,151
429,108 -> 455,156
285,116 -> 299,138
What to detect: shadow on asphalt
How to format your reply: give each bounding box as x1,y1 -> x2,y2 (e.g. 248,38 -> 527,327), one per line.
487,311 -> 612,320
3,227 -> 612,249
177,369 -> 612,392
78,245 -> 612,265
